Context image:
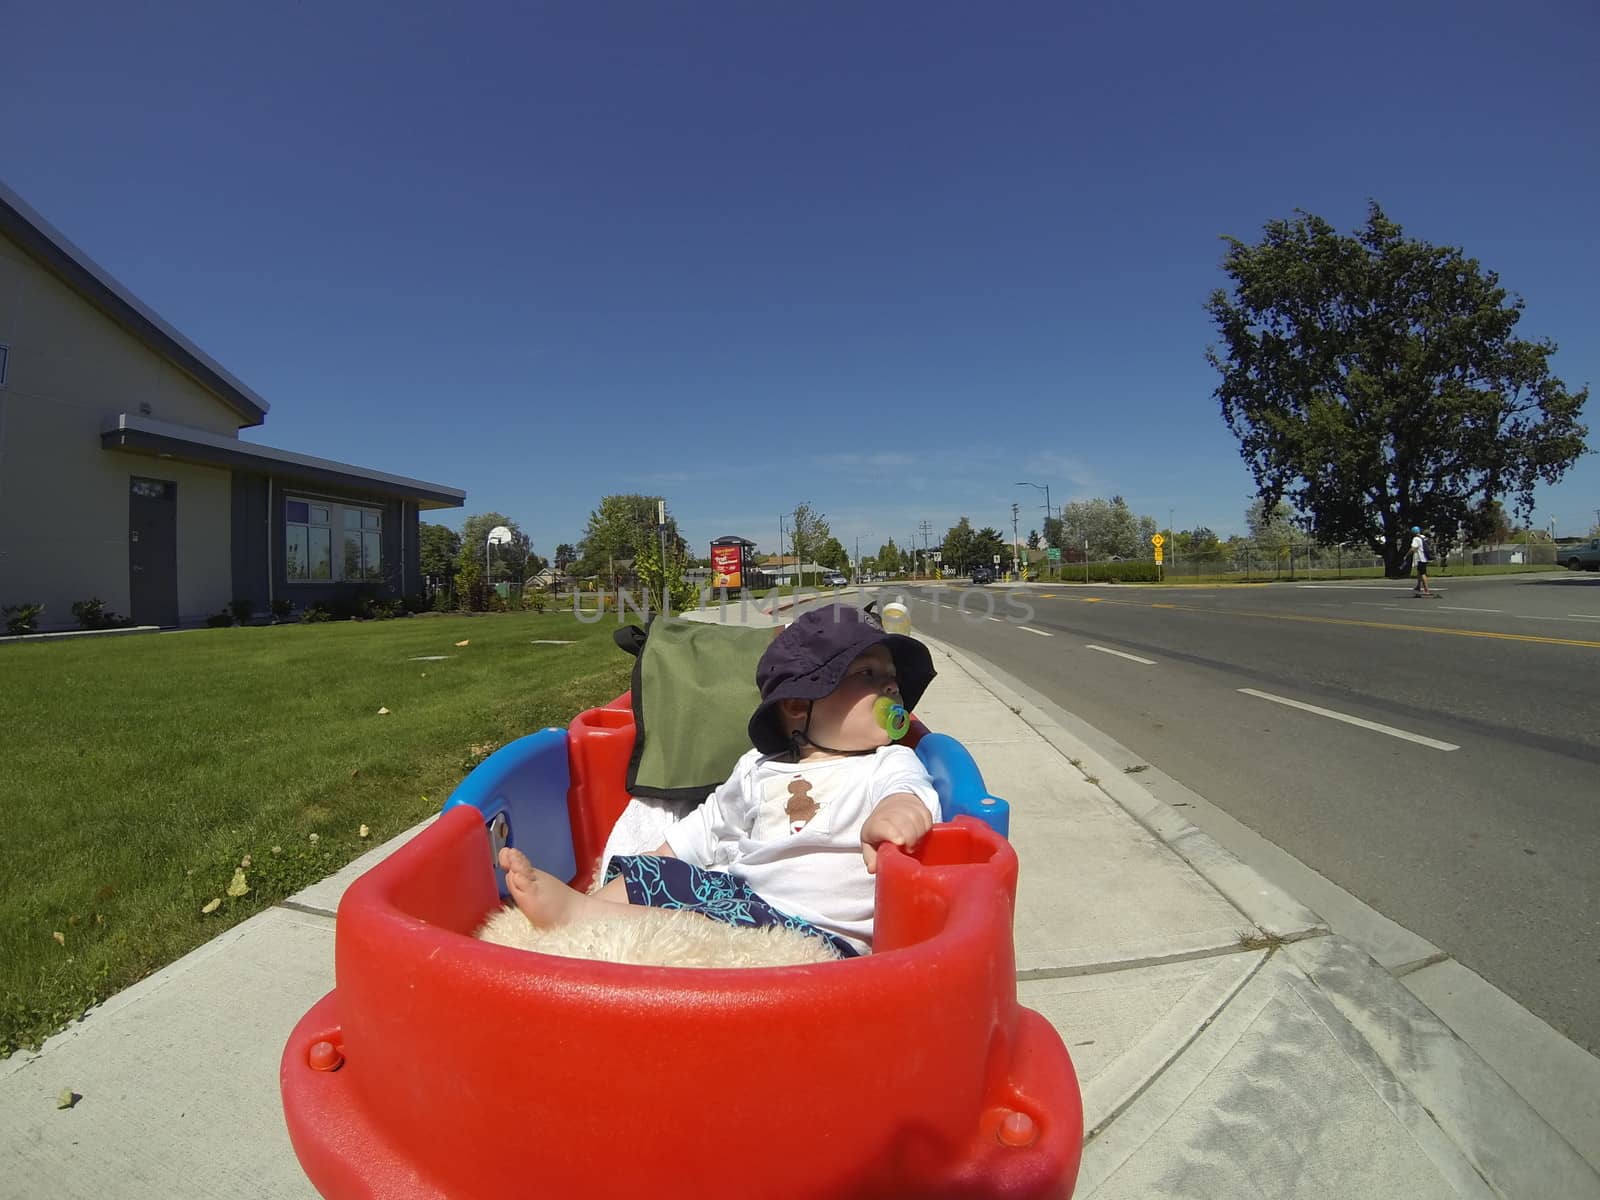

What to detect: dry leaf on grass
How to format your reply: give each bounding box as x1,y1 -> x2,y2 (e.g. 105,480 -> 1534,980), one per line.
201,898 -> 221,915
376,706 -> 390,716
226,869 -> 249,898
359,824 -> 370,838
52,931 -> 65,946
454,639 -> 469,647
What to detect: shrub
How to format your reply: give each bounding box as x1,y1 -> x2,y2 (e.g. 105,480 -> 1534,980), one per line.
205,610 -> 235,628
300,604 -> 334,623
270,598 -> 293,621
429,590 -> 454,613
1084,561 -> 1162,583
4,603 -> 44,636
524,591 -> 548,613
70,598 -> 130,630
401,593 -> 429,614
229,598 -> 255,624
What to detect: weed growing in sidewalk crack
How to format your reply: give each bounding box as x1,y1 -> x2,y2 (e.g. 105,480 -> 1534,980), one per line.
1123,764 -> 1149,774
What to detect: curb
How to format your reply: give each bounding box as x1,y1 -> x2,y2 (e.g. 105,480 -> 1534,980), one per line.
915,628 -> 1326,943
910,621 -> 1600,1190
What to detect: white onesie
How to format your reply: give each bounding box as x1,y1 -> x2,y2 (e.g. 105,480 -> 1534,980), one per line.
662,744 -> 939,955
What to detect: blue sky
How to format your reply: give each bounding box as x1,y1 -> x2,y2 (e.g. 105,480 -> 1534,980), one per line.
5,0 -> 1597,558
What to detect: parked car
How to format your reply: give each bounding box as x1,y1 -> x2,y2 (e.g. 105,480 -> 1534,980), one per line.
823,571 -> 849,587
1561,538 -> 1600,571
970,566 -> 994,584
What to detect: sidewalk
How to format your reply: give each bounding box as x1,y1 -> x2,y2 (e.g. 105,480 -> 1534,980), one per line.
2,597 -> 1597,1198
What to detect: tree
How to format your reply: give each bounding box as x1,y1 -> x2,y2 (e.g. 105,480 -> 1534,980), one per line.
1052,496 -> 1151,560
457,513 -> 530,588
1026,529 -> 1041,550
788,503 -> 831,575
1208,202 -> 1589,576
553,543 -> 577,573
577,495 -> 686,581
875,539 -> 901,576
418,522 -> 461,583
939,518 -> 978,572
974,526 -> 1007,571
1177,526 -> 1221,558
817,536 -> 849,573
1245,499 -> 1300,553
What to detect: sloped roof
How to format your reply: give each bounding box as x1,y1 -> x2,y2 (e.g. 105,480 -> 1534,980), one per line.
0,180 -> 269,427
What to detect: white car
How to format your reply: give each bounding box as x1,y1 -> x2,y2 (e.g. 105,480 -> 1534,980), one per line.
823,572 -> 848,587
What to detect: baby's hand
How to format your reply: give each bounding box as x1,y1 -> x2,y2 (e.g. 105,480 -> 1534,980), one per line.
861,792 -> 933,874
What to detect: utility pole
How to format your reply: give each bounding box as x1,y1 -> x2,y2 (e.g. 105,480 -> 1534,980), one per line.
1169,506 -> 1177,576
854,535 -> 860,583
1011,502 -> 1020,580
918,520 -> 934,580
778,514 -> 786,587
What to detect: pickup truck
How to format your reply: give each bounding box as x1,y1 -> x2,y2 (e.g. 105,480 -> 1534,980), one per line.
1560,539 -> 1600,571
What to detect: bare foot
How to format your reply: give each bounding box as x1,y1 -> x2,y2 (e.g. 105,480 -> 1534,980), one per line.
498,847 -> 588,929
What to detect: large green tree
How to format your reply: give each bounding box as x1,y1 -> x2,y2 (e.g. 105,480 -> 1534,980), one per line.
576,495 -> 686,581
1208,203 -> 1589,576
1048,496 -> 1155,560
939,518 -> 978,572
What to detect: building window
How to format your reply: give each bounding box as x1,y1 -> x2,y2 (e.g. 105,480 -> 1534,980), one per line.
0,343 -> 8,387
285,496 -> 382,583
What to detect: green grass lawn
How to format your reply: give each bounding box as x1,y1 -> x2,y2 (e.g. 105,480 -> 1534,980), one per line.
0,611 -> 632,1056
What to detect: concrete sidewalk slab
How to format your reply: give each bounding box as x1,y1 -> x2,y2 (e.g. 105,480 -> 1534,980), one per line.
993,738 -> 1254,975
0,906 -> 330,1199
1077,947 -> 1488,1200
1287,936 -> 1600,1200
1020,950 -> 1266,1132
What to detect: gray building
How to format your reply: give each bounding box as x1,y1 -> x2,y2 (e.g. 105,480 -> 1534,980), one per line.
0,182 -> 463,629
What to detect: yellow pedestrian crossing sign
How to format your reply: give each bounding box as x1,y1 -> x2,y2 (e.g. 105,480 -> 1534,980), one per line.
1151,534 -> 1165,547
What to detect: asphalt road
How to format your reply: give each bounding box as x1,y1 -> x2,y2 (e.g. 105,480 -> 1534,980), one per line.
890,571 -> 1600,1052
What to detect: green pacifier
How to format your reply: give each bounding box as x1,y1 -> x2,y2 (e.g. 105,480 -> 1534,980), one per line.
874,695 -> 910,741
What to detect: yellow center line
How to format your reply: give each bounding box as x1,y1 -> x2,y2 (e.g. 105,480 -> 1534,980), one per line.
1068,595 -> 1600,650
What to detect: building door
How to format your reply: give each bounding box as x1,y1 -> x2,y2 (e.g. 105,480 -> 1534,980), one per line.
129,477 -> 178,627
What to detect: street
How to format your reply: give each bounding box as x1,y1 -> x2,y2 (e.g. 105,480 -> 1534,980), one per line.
890,572 -> 1600,1052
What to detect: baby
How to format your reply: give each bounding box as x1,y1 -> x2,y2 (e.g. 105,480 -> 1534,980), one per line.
499,605 -> 939,957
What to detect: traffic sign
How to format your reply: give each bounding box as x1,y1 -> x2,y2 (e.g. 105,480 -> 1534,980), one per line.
1154,549 -> 1164,563
1046,547 -> 1061,562
1151,534 -> 1165,547
992,554 -> 1001,564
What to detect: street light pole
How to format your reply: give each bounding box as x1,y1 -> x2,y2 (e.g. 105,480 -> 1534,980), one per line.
1016,481 -> 1053,577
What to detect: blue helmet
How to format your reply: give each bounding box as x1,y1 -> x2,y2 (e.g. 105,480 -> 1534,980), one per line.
1411,526 -> 1421,533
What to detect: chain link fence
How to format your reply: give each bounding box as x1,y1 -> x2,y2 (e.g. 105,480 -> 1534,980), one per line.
1029,540 -> 1561,583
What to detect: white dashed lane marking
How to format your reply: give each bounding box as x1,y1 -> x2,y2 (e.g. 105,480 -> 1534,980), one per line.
1085,644 -> 1156,666
1238,688 -> 1459,751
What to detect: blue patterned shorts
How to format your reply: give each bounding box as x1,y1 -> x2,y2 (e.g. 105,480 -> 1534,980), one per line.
604,855 -> 859,959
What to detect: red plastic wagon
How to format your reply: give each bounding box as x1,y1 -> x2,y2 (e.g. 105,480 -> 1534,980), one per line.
281,692 -> 1082,1199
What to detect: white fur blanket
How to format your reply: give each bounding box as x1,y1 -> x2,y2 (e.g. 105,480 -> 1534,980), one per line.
476,905 -> 837,968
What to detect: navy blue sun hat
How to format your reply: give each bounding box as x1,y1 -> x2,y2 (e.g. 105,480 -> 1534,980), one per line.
748,605 -> 935,755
